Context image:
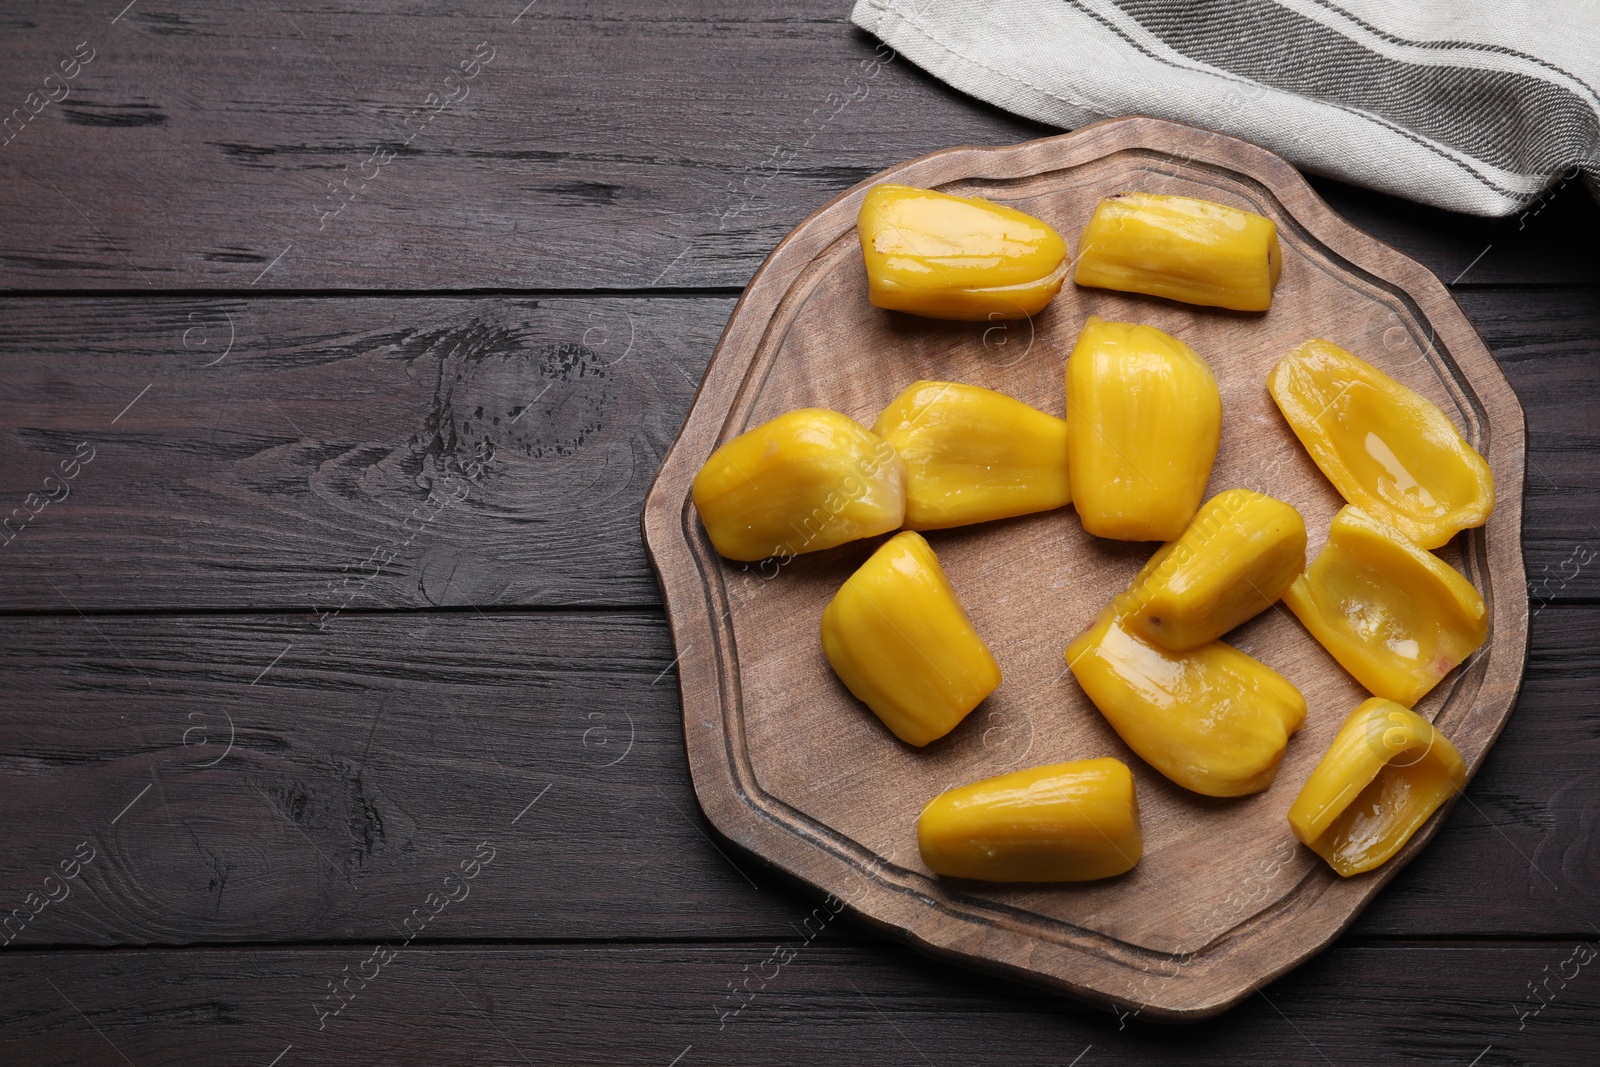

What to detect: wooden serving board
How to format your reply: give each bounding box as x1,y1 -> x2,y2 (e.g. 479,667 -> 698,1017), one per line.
641,117 -> 1527,1021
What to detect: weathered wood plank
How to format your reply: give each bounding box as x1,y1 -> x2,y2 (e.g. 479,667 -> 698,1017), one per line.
0,610 -> 798,947
1306,174 -> 1600,288
0,2 -> 1043,290
1,941 -> 1594,1064
0,295 -> 723,611
1473,292 -> 1600,609
0,607 -> 1595,947
0,2 -> 1593,291
0,0 -> 1589,1053
1,289 -> 1596,611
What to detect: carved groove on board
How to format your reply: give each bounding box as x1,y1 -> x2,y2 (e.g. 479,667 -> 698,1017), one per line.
644,117 -> 1530,1021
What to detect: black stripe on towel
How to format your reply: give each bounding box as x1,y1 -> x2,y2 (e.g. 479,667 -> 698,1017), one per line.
1111,0 -> 1596,179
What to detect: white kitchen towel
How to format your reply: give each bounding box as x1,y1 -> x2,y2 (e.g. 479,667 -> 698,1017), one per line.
851,0 -> 1600,217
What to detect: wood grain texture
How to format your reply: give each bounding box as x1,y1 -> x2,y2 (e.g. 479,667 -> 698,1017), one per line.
0,2 -> 1595,290
0,296 -> 719,611
2,942 -> 1595,1066
0,0 -> 1594,1053
0,290 -> 1594,611
1303,174 -> 1600,288
0,1 -> 1043,290
0,605 -> 1595,949
0,610 -> 811,947
644,118 -> 1530,1019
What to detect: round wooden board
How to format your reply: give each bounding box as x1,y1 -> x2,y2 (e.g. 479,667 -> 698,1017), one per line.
641,117 -> 1528,1021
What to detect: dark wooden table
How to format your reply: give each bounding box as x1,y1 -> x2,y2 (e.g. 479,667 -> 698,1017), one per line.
2,4 -> 1597,1064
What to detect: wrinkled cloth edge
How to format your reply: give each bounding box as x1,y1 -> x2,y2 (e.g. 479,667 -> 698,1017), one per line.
852,0 -> 1599,219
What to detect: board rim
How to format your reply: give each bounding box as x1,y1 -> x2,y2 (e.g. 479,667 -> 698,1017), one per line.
641,115 -> 1529,1022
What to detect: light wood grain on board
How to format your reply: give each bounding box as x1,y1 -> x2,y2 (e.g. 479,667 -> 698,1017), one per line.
644,117 -> 1529,1019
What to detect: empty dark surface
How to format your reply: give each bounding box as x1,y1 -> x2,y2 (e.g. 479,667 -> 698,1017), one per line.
1,3 -> 1597,1064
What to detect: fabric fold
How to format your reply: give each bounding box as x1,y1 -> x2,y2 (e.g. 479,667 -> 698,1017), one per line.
851,0 -> 1599,217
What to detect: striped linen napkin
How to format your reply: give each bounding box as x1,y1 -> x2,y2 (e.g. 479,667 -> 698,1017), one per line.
850,0 -> 1599,217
